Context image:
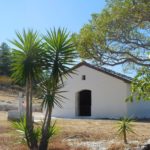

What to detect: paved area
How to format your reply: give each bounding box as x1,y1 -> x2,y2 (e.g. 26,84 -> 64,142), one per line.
0,111 -> 44,121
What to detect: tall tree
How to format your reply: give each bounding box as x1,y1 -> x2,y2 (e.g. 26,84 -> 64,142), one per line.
74,0 -> 150,102
39,28 -> 76,150
74,0 -> 150,67
11,28 -> 76,150
0,42 -> 11,76
10,29 -> 43,149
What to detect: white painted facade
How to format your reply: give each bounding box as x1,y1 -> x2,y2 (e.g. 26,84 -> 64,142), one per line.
52,62 -> 150,119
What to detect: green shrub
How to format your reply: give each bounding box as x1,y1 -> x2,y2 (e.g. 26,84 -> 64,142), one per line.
11,116 -> 58,145
116,117 -> 135,144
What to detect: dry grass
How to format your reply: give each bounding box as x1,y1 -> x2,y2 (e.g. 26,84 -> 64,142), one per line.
0,76 -> 12,85
0,90 -> 42,105
107,143 -> 125,150
48,138 -> 89,150
55,119 -> 116,141
0,92 -> 17,104
54,118 -> 150,143
1,112 -> 150,149
0,112 -> 89,150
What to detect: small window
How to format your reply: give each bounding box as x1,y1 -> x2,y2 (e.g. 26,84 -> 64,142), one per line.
82,75 -> 86,80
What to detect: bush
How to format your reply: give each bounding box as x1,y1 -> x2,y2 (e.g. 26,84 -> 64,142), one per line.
0,76 -> 12,86
11,116 -> 58,146
116,117 -> 135,144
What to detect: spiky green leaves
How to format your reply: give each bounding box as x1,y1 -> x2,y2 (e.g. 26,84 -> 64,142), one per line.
10,28 -> 77,85
39,28 -> 76,109
10,29 -> 43,85
10,28 -> 76,150
11,116 -> 58,145
39,78 -> 66,108
116,117 -> 135,143
43,28 -> 76,82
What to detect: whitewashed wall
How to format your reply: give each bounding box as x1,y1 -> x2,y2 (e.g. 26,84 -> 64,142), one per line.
52,65 -> 150,119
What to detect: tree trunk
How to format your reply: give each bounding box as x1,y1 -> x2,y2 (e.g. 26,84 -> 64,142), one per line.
26,75 -> 38,150
29,75 -> 38,149
123,130 -> 127,144
39,106 -> 52,150
26,77 -> 31,148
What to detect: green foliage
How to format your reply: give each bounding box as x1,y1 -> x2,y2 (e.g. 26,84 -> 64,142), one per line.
11,116 -> 31,144
10,29 -> 43,85
116,117 -> 135,143
12,116 -> 41,145
38,28 -> 76,150
75,0 -> 150,67
43,28 -> 76,81
11,116 -> 58,144
10,29 -> 44,149
127,67 -> 150,102
40,28 -> 76,109
0,42 -> 11,76
10,28 -> 76,150
39,77 -> 66,109
10,29 -> 45,99
47,121 -> 58,140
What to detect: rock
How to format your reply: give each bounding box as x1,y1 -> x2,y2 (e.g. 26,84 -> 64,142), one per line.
141,144 -> 150,150
128,140 -> 140,145
0,103 -> 17,111
7,110 -> 25,121
136,147 -> 142,150
33,105 -> 42,112
145,139 -> 150,145
140,139 -> 150,150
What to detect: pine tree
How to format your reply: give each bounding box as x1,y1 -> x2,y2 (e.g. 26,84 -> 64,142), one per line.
0,42 -> 11,76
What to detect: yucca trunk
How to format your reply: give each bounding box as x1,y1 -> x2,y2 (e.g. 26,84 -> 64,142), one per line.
123,129 -> 127,144
26,75 -> 38,150
39,106 -> 52,150
26,77 -> 31,148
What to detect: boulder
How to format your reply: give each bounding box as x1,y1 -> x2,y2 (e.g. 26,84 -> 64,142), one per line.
7,110 -> 25,121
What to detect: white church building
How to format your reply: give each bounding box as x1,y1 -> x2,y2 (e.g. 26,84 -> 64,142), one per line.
52,61 -> 150,119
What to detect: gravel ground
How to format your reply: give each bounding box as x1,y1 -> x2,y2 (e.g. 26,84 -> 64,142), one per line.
1,111 -> 150,149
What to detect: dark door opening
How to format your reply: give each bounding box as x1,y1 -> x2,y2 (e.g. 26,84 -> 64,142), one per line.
78,90 -> 91,116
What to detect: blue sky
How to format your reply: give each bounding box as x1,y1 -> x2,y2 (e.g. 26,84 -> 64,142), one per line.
0,0 -> 106,43
0,0 -> 135,77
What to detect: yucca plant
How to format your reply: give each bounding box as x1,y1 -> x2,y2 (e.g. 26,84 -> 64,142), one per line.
11,116 -> 58,146
11,116 -> 28,144
38,28 -> 76,150
11,116 -> 40,146
10,28 -> 76,150
116,117 -> 135,144
10,29 -> 44,149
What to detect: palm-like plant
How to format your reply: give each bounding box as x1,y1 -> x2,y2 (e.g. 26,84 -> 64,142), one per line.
39,28 -> 76,150
117,117 -> 135,144
10,28 -> 76,150
11,116 -> 58,146
10,29 -> 43,149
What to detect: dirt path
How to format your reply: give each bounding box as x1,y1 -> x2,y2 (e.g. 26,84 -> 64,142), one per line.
0,111 -> 7,121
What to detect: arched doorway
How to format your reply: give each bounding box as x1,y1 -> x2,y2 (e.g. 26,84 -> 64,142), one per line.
78,90 -> 91,116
